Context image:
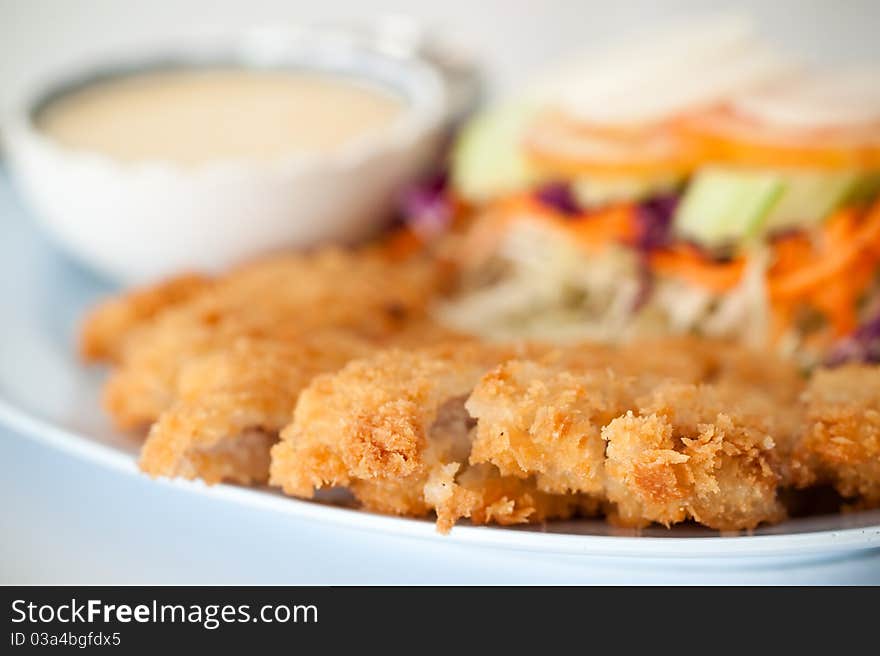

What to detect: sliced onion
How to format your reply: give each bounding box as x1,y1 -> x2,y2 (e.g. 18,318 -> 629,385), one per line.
533,14 -> 796,126
733,68 -> 880,130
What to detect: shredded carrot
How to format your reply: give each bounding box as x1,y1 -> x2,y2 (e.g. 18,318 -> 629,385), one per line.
490,194 -> 638,250
763,200 -> 880,339
769,232 -> 814,276
768,204 -> 880,300
809,255 -> 874,335
382,227 -> 424,260
562,204 -> 638,248
650,245 -> 745,293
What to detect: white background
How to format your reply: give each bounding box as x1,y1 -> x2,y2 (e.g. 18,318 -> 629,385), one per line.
2,0 -> 880,584
2,0 -> 880,107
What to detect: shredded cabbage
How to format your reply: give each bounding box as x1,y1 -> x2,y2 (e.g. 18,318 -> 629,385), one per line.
437,219 -> 775,346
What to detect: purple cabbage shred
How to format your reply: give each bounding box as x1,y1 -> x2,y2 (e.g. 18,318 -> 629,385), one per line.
535,182 -> 581,216
825,310 -> 880,367
630,193 -> 679,312
633,194 -> 678,252
399,171 -> 453,239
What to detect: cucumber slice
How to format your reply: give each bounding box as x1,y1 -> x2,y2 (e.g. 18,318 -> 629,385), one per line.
452,103 -> 539,202
763,170 -> 864,232
674,168 -> 786,249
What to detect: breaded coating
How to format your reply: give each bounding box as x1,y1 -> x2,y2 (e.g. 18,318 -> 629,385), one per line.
269,343 -> 596,532
270,344 -> 501,497
466,340 -> 803,498
544,337 -> 715,384
702,342 -> 807,405
441,465 -> 600,531
271,339 -> 805,532
603,381 -> 788,530
80,273 -> 213,362
541,336 -> 805,397
467,361 -> 634,495
139,334 -> 374,484
100,249 -> 449,429
350,465 -> 599,533
794,365 -> 880,505
82,247 -> 458,486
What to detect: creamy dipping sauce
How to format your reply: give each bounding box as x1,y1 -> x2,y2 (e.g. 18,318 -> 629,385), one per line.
36,68 -> 405,165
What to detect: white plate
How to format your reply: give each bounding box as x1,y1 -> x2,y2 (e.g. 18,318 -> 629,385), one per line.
2,169 -> 880,561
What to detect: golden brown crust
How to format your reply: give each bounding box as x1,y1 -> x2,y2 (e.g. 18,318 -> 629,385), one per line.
452,465 -> 601,531
466,341 -> 803,528
349,466 -> 600,533
467,361 -> 633,495
269,343 -> 600,533
80,273 -> 213,363
793,365 -> 880,505
603,382 -> 788,531
269,339 -> 802,532
100,249 -> 449,430
139,335 -> 373,484
85,247 -> 457,486
269,344 -> 505,497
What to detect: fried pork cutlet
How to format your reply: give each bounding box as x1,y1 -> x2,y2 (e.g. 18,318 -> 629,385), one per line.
269,343 -> 599,532
269,344 -> 497,503
138,334 -> 375,484
467,361 -> 633,496
602,381 -> 791,530
466,340 -> 803,499
82,247 -> 459,485
537,336 -> 807,399
273,339 -> 803,532
793,365 -> 880,506
85,248 -> 449,430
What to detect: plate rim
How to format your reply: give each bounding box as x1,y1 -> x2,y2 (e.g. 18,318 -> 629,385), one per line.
3,393 -> 880,560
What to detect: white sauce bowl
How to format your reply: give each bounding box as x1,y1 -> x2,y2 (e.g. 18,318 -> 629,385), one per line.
2,26 -> 450,283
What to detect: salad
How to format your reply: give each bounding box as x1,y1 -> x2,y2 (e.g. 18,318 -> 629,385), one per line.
405,16 -> 880,366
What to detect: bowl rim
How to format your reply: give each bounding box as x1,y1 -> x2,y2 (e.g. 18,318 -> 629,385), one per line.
3,24 -> 449,181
